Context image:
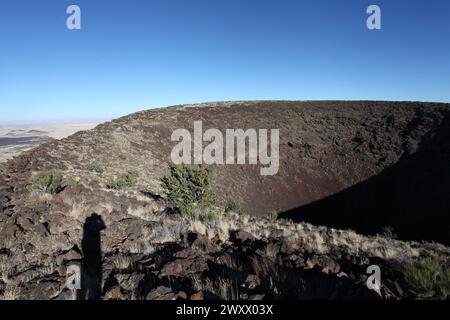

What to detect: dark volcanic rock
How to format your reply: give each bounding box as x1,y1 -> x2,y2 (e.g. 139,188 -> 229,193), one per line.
146,286 -> 176,300
161,253 -> 209,277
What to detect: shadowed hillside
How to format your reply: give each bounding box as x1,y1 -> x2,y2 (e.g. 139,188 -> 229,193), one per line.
280,107 -> 450,244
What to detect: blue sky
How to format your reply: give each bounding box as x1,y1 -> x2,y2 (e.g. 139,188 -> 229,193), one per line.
0,0 -> 449,123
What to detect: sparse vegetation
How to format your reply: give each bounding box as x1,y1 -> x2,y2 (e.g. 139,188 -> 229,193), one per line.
87,161 -> 104,174
111,254 -> 136,271
107,171 -> 139,190
161,164 -> 219,221
266,210 -> 279,222
278,217 -> 293,224
65,178 -> 79,188
4,101 -> 450,301
26,172 -> 64,194
225,199 -> 241,213
400,257 -> 450,299
0,286 -> 21,300
192,275 -> 239,300
381,226 -> 398,239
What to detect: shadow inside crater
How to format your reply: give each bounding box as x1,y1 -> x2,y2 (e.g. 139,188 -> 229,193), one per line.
279,109 -> 450,245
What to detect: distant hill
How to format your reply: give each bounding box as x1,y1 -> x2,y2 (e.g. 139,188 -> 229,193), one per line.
5,129 -> 48,137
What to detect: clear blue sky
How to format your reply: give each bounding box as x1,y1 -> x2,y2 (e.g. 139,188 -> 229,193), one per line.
1,0 -> 449,123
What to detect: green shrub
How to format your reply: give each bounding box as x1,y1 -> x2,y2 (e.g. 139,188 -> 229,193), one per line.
107,171 -> 139,190
26,172 -> 64,194
65,178 -> 79,188
161,164 -> 218,221
401,257 -> 450,299
278,217 -> 293,224
266,210 -> 279,222
225,199 -> 241,213
87,161 -> 104,174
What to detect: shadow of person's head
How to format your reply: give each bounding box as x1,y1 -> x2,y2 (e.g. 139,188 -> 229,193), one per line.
83,213 -> 106,235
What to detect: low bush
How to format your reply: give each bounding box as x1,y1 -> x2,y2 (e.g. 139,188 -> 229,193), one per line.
266,210 -> 279,222
400,257 -> 450,299
107,171 -> 139,190
160,164 -> 219,221
225,199 -> 241,213
65,178 -> 80,187
26,172 -> 64,194
87,161 -> 104,174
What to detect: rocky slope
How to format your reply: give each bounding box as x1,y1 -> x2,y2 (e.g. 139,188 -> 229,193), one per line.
0,101 -> 449,300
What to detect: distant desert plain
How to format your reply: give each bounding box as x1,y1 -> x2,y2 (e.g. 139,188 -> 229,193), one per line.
0,122 -> 102,163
